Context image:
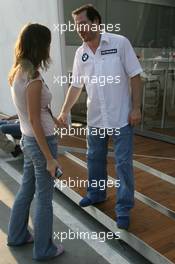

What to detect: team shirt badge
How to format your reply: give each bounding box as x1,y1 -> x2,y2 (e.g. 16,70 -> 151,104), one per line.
82,53 -> 89,62
101,49 -> 117,55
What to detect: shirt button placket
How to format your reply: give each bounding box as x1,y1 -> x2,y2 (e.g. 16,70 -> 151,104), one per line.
95,53 -> 108,128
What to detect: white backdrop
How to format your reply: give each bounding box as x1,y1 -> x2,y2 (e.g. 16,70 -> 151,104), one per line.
0,0 -> 67,116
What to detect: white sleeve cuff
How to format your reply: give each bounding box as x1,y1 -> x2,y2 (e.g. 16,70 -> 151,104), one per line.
128,68 -> 143,78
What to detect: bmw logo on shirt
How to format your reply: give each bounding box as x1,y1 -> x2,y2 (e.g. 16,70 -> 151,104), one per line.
82,53 -> 89,62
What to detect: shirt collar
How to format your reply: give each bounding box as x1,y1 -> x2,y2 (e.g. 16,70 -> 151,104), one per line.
100,32 -> 110,44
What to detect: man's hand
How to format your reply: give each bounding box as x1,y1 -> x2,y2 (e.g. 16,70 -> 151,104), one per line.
57,112 -> 69,128
56,86 -> 82,128
128,108 -> 141,126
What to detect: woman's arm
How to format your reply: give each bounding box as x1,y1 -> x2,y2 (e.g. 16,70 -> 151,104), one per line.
26,80 -> 58,177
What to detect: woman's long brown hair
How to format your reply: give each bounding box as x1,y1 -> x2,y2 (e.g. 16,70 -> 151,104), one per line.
8,23 -> 51,86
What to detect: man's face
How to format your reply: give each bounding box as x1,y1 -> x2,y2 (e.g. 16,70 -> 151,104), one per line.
73,11 -> 98,42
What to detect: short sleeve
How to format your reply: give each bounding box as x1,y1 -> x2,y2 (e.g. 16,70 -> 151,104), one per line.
121,37 -> 143,78
71,50 -> 84,89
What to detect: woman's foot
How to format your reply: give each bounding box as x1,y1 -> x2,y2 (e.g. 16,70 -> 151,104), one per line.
55,244 -> 64,257
26,234 -> 34,244
33,244 -> 64,261
7,233 -> 34,246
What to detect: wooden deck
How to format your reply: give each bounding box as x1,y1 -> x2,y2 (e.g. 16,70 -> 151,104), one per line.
57,133 -> 175,264
1,113 -> 174,263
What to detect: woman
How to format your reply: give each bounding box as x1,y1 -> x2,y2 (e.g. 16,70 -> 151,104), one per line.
7,23 -> 64,261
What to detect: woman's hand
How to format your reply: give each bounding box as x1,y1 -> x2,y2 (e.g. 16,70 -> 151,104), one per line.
56,157 -> 63,171
52,116 -> 60,127
46,158 -> 60,178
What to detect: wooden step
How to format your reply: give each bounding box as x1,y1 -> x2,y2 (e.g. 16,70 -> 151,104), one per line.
59,134 -> 175,178
59,136 -> 175,185
60,136 -> 175,264
55,156 -> 175,263
73,153 -> 175,215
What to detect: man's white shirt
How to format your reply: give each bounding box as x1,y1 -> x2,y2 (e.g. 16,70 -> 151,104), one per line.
71,32 -> 143,129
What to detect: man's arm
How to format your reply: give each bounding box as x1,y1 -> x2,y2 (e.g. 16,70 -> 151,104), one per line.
2,114 -> 18,121
57,85 -> 82,126
128,74 -> 142,126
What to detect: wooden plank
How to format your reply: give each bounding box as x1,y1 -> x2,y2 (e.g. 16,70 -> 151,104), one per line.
72,153 -> 175,213
58,155 -> 175,263
59,134 -> 175,177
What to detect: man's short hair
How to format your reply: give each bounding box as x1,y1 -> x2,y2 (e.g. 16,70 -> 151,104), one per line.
72,4 -> 102,25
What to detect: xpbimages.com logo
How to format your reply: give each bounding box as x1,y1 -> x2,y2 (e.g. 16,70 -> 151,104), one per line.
53,74 -> 121,87
53,21 -> 121,35
53,229 -> 120,243
54,177 -> 120,191
54,126 -> 121,139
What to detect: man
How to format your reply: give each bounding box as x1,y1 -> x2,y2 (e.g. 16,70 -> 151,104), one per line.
0,114 -> 22,157
58,4 -> 142,229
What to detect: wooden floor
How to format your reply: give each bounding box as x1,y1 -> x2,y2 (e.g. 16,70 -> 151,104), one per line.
60,134 -> 175,177
1,113 -> 174,263
58,133 -> 175,264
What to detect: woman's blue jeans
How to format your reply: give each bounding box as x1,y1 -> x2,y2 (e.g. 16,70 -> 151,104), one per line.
0,120 -> 21,139
7,134 -> 58,260
87,124 -> 135,217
